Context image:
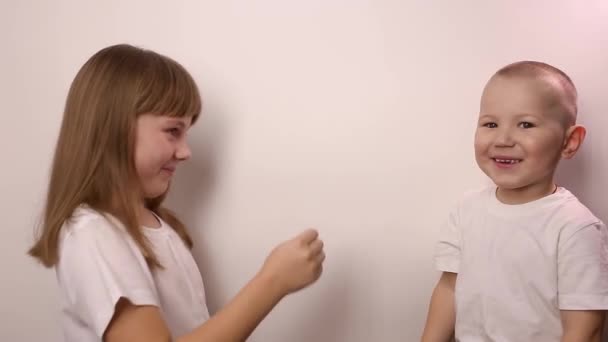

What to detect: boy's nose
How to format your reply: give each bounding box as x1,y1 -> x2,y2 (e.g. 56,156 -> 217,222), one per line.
494,128 -> 515,147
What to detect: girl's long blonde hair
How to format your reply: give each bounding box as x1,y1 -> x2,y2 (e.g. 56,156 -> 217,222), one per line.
29,44 -> 201,268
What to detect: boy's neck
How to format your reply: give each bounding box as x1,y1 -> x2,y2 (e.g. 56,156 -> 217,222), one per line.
496,180 -> 558,205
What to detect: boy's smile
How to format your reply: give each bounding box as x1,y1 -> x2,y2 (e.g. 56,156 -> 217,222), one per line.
492,156 -> 522,169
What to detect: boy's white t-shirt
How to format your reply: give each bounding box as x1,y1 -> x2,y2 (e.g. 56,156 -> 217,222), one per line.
436,186 -> 608,341
56,206 -> 210,341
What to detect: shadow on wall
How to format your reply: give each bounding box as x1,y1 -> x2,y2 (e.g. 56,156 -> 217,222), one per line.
556,146 -> 590,205
163,101 -> 358,340
555,144 -> 591,206
555,146 -> 608,342
166,103 -> 227,313
164,102 -> 358,342
556,131 -> 607,220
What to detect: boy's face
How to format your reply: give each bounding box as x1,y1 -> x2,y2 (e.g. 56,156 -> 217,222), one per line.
474,75 -> 568,191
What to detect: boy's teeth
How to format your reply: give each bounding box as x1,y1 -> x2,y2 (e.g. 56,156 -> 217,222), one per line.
495,158 -> 519,164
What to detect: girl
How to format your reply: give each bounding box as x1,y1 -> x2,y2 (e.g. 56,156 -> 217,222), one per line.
28,44 -> 326,342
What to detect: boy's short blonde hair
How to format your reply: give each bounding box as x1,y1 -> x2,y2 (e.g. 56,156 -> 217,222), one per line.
493,61 -> 578,126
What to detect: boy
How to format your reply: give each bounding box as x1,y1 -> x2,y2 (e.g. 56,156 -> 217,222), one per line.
421,61 -> 608,341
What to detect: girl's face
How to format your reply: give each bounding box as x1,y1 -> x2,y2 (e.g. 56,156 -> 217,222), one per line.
134,114 -> 193,199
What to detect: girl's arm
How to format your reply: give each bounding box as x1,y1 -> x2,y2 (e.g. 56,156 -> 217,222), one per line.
104,229 -> 325,342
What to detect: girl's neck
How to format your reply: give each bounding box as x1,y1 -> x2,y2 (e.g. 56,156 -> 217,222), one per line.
137,204 -> 161,228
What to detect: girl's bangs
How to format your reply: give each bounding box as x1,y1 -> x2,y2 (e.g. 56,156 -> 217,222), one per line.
137,54 -> 201,123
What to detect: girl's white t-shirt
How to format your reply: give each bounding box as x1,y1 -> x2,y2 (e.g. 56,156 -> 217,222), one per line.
56,206 -> 210,341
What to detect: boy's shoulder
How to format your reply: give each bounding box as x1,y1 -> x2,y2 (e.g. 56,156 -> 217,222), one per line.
452,186 -> 602,228
451,185 -> 495,211
549,187 -> 602,229
461,185 -> 494,201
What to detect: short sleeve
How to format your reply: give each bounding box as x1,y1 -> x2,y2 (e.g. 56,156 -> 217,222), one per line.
435,204 -> 461,273
557,221 -> 608,310
57,215 -> 159,337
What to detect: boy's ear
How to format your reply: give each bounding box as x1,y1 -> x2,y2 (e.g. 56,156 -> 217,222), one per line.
561,124 -> 586,159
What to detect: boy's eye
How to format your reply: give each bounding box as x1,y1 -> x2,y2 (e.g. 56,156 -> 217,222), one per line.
482,122 -> 497,128
519,122 -> 535,129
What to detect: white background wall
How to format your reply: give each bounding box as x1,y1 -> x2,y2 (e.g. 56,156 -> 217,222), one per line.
2,1 -> 607,341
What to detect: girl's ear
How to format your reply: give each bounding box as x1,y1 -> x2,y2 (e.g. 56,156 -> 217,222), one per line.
561,125 -> 586,159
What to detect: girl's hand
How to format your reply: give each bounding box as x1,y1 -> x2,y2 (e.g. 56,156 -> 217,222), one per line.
259,229 -> 326,296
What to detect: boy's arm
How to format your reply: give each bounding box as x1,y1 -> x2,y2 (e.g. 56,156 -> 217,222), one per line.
421,272 -> 457,342
560,310 -> 605,342
557,222 -> 608,342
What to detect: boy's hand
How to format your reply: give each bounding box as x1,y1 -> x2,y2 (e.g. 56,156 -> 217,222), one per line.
259,229 -> 326,296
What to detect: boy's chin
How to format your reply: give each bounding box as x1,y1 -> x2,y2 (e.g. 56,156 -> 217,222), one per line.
490,177 -> 529,191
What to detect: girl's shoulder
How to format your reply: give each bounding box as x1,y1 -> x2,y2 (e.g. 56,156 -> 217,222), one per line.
61,205 -> 126,241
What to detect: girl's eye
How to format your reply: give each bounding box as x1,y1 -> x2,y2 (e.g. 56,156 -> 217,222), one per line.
519,122 -> 535,129
166,128 -> 181,137
482,122 -> 497,128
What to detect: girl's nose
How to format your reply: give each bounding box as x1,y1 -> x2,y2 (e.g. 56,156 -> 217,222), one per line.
175,140 -> 191,160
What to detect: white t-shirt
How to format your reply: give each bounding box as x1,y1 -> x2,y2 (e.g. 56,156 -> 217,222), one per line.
435,186 -> 608,341
56,206 -> 210,341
